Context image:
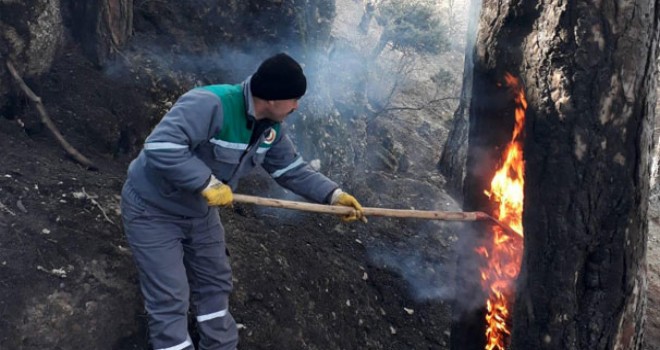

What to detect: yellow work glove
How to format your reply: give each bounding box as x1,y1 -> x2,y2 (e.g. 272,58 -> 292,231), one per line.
332,190 -> 366,223
202,176 -> 233,207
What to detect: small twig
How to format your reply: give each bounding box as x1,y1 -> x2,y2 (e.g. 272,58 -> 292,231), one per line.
43,237 -> 59,244
80,188 -> 116,225
6,61 -> 97,170
0,202 -> 16,216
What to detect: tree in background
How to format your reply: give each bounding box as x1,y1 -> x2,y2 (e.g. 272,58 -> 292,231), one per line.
371,0 -> 449,58
356,0 -> 452,113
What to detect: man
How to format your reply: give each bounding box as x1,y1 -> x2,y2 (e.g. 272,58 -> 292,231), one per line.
120,52 -> 365,350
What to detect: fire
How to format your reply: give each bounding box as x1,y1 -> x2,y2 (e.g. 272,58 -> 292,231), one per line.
478,73 -> 527,350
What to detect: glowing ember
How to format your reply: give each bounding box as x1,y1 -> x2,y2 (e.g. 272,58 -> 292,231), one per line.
478,73 -> 527,350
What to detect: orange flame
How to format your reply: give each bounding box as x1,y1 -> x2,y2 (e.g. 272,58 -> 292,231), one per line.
479,73 -> 527,350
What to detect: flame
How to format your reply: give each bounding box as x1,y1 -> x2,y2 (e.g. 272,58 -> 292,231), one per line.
479,73 -> 527,350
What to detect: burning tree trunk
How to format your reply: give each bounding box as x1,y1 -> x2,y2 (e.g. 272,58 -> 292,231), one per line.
450,1 -> 659,350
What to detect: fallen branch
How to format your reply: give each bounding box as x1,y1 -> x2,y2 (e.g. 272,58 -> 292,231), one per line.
6,61 -> 97,170
0,201 -> 16,216
74,188 -> 116,225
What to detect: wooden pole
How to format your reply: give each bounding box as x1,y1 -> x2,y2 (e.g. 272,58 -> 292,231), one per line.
234,194 -> 481,220
232,194 -> 518,236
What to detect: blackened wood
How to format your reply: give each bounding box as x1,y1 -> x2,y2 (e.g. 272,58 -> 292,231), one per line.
450,1 -> 529,348
487,1 -> 658,349
68,0 -> 133,65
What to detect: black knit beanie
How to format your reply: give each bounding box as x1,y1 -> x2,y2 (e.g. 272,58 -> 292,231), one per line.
250,53 -> 307,100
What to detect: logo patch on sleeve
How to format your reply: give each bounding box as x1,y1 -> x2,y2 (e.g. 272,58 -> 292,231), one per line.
264,129 -> 277,145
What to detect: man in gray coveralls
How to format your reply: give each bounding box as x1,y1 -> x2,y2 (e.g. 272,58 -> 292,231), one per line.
120,53 -> 365,350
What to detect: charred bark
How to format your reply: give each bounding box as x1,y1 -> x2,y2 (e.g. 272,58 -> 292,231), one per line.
67,0 -> 133,65
452,0 -> 658,349
511,1 -> 658,349
452,1 -> 660,349
449,0 -> 536,348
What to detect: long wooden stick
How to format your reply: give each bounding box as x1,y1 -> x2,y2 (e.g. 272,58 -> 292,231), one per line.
6,61 -> 97,170
234,193 -> 495,221
233,194 -> 519,236
234,193 -> 481,220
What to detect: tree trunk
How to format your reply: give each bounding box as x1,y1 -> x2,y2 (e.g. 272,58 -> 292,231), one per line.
371,32 -> 389,59
437,0 -> 482,201
503,1 -> 656,349
450,0 -> 658,349
68,0 -> 133,65
449,1 -> 517,348
0,0 -> 65,107
513,0 -> 660,349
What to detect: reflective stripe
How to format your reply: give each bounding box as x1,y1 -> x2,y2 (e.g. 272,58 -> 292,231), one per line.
211,138 -> 272,154
196,308 -> 228,322
144,142 -> 188,150
210,138 -> 247,150
156,335 -> 192,350
271,157 -> 304,178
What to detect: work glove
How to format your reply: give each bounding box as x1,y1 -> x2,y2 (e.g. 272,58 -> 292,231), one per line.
331,189 -> 366,223
202,175 -> 233,207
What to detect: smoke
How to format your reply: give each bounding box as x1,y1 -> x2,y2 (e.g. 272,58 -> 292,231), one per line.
369,238 -> 455,301
367,221 -> 486,312
101,0 -> 469,118
102,43 -> 274,85
101,0 -> 481,269
102,1 -> 488,312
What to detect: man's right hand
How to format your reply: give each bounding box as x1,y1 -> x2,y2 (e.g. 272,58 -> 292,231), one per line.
202,176 -> 233,207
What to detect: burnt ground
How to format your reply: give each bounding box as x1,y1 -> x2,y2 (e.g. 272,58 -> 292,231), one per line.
2,12 -> 660,350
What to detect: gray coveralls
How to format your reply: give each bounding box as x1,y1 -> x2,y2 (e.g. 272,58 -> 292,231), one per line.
121,79 -> 338,350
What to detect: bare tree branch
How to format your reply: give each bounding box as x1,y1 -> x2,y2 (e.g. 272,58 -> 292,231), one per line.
370,96 -> 462,121
6,61 -> 97,170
